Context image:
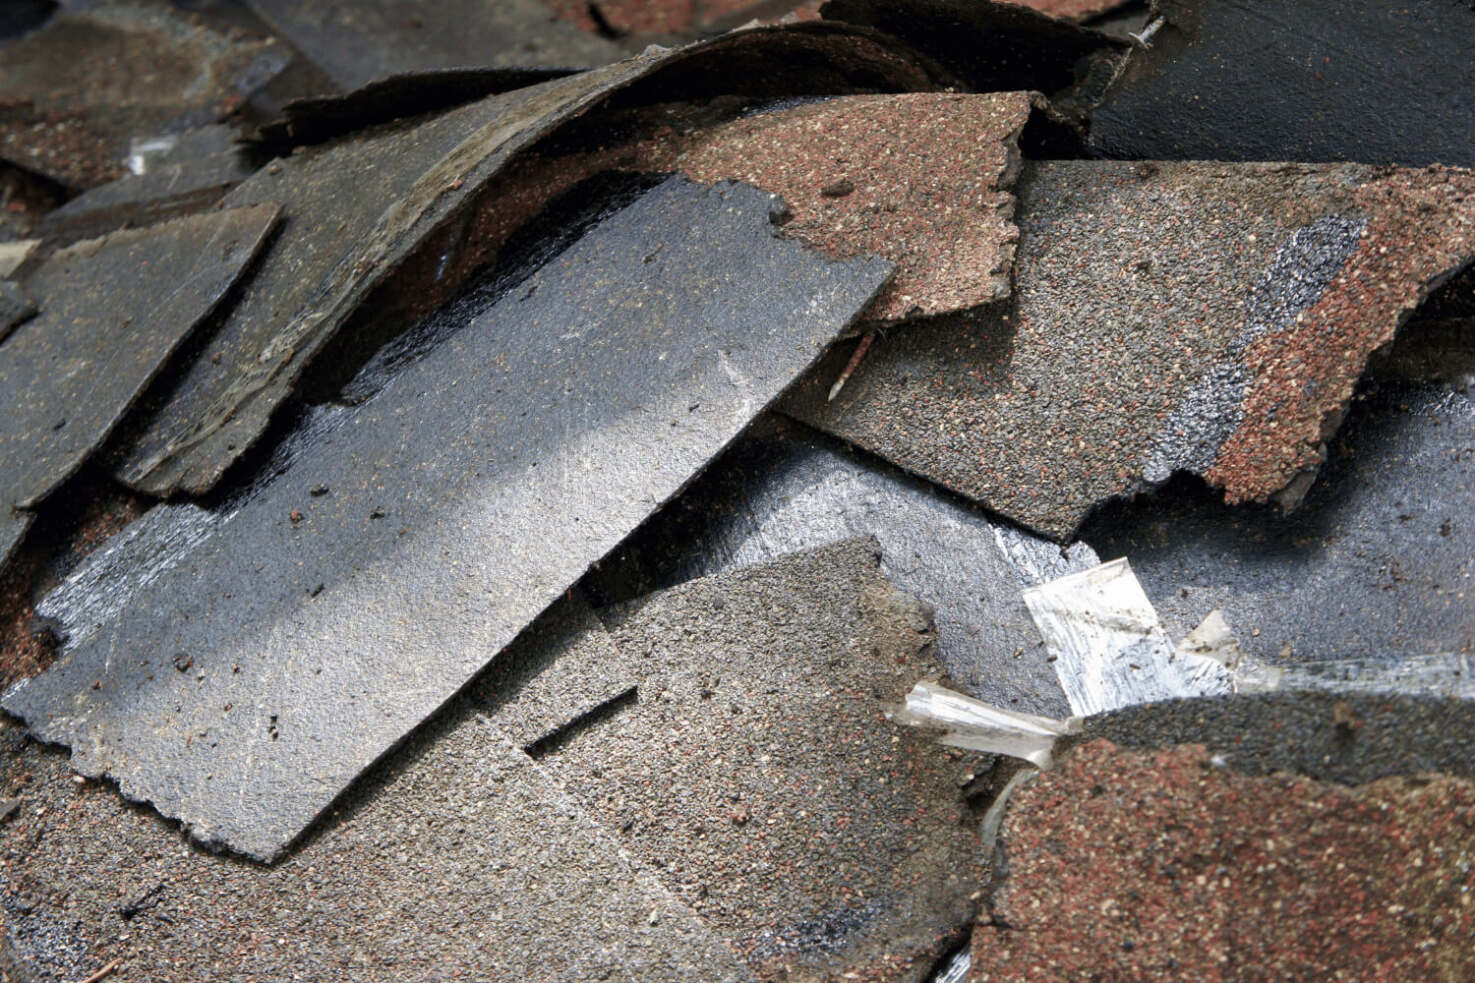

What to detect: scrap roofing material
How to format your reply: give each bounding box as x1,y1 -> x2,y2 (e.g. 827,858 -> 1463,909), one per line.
0,707 -> 756,982
1083,381 -> 1475,671
541,538 -> 982,983
252,66 -> 582,149
971,740 -> 1475,982
1088,0 -> 1475,167
786,160 -> 1475,540
0,2 -> 287,188
1089,690 -> 1475,788
0,205 -> 281,578
470,592 -> 642,750
115,26 -> 944,498
2,176 -> 893,862
244,0 -> 625,91
642,91 -> 1030,326
440,90 -> 1031,338
585,420 -> 1090,715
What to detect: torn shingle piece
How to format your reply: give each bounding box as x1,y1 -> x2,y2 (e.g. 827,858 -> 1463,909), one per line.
470,592 -> 641,750
0,3 -> 288,188
114,71 -> 643,498
1023,558 -> 1232,717
244,0 -> 626,91
252,67 -> 582,151
1082,381 -> 1475,673
0,710 -> 758,983
0,205 -> 281,581
583,421 -> 1088,715
1089,0 -> 1475,167
643,92 -> 1030,325
115,28 -> 945,498
542,538 -> 983,983
973,739 -> 1475,982
2,176 -> 893,863
786,160 -> 1475,540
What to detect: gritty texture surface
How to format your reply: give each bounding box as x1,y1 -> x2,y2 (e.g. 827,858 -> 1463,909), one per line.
0,205 -> 280,578
643,92 -> 1029,324
972,739 -> 1475,982
1083,381 -> 1475,669
1088,691 -> 1475,787
471,591 -> 641,748
585,419 -> 1088,714
245,0 -> 623,90
0,708 -> 755,983
1090,0 -> 1475,168
544,539 -> 983,983
0,3 -> 285,187
785,160 -> 1475,540
400,90 -> 1020,339
2,177 -> 891,862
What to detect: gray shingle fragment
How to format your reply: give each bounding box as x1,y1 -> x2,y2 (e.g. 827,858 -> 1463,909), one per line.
3,176 -> 892,862
0,205 -> 281,579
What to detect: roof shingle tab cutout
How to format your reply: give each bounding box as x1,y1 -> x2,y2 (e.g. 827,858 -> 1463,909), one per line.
113,29 -> 943,498
0,2 -> 287,188
2,176 -> 893,862
1089,0 -> 1475,167
785,160 -> 1475,540
542,538 -> 983,983
0,704 -> 757,982
0,205 -> 281,580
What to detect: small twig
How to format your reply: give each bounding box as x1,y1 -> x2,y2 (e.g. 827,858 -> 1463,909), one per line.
828,330 -> 876,402
72,959 -> 121,983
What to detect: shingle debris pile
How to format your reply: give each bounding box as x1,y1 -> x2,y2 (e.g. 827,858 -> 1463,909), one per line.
0,2 -> 1472,981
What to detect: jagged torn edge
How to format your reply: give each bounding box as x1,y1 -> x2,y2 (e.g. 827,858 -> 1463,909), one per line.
890,680 -> 1082,770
